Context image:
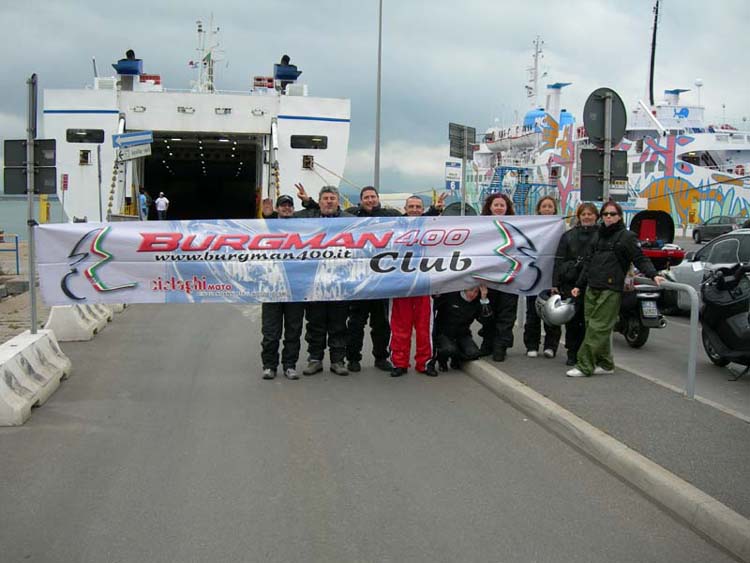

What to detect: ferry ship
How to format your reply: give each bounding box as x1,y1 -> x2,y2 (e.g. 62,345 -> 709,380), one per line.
471,2 -> 750,224
42,19 -> 351,222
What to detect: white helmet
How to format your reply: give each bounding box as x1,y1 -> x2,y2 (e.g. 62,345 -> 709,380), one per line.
535,289 -> 576,326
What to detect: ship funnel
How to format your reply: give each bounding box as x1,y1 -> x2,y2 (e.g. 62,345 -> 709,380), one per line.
112,50 -> 143,91
663,88 -> 690,106
544,82 -> 571,123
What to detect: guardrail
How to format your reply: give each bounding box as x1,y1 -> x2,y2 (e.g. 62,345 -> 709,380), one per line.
636,276 -> 700,399
0,233 -> 21,275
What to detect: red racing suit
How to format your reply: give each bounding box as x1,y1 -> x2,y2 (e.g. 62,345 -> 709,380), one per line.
388,296 -> 434,371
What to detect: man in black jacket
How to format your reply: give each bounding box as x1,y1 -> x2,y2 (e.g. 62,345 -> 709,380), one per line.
294,186 -> 355,376
343,186 -> 401,373
259,195 -> 304,380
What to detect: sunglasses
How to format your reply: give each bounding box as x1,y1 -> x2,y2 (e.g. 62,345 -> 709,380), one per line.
601,211 -> 619,217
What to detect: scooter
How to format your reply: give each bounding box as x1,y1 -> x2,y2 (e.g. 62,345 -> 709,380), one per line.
614,276 -> 667,348
700,263 -> 750,380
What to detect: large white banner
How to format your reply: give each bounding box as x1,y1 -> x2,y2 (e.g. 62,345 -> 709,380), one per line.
35,215 -> 564,305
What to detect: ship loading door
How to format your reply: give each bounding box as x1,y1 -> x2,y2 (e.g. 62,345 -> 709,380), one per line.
142,132 -> 260,220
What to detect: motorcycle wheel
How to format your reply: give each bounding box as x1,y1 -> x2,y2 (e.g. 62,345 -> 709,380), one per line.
701,330 -> 730,367
624,319 -> 650,348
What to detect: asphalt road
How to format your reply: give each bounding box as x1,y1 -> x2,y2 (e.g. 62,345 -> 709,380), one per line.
0,304 -> 734,563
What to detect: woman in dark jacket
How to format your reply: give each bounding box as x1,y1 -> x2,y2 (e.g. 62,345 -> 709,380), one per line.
552,202 -> 599,366
567,201 -> 664,377
478,193 -> 518,362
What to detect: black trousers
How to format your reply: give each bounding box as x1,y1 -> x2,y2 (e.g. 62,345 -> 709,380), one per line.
564,297 -> 587,360
346,299 -> 390,362
523,295 -> 562,352
435,333 -> 480,364
305,301 -> 349,363
479,289 -> 518,353
261,302 -> 305,370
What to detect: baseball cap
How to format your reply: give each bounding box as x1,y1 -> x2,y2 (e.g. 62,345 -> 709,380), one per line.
276,195 -> 294,207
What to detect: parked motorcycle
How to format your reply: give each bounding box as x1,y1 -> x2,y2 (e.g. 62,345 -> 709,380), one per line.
614,277 -> 667,348
700,263 -> 750,380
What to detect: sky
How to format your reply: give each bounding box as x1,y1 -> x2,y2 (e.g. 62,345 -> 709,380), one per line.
1,0 -> 748,198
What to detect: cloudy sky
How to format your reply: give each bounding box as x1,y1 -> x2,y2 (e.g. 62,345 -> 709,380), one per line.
2,0 -> 748,196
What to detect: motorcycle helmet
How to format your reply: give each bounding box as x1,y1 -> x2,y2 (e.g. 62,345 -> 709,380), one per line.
535,289 -> 576,326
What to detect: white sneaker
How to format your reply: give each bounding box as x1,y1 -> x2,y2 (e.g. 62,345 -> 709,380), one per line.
593,366 -> 615,375
262,368 -> 276,380
543,349 -> 555,359
526,350 -> 538,358
284,367 -> 299,380
566,367 -> 588,377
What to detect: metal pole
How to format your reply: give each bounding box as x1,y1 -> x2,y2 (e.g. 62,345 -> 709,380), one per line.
374,0 -> 383,191
460,156 -> 466,216
603,92 -> 613,201
26,74 -> 38,335
97,145 -> 103,221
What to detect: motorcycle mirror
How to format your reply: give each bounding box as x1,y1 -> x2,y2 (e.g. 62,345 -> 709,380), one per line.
685,251 -> 696,261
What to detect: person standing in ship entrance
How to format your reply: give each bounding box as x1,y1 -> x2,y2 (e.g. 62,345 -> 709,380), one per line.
154,192 -> 169,220
523,196 -> 562,359
258,194 -> 305,380
567,200 -> 665,378
387,195 -> 442,378
293,185 -> 354,376
139,189 -> 148,220
552,202 -> 599,366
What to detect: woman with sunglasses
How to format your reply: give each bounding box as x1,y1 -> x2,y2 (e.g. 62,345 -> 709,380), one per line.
478,193 -> 518,361
567,201 -> 665,377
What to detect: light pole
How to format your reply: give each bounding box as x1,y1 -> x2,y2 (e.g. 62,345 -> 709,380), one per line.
374,0 -> 383,190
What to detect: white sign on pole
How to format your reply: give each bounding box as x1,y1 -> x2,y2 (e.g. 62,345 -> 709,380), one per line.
119,144 -> 152,161
445,161 -> 461,191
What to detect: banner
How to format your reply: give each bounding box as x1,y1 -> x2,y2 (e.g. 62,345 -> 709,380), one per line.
35,215 -> 565,305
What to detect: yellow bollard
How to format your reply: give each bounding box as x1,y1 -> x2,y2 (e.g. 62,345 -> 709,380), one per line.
39,195 -> 49,224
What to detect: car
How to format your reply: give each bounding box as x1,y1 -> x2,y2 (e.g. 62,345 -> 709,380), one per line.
691,215 -> 744,243
661,230 -> 750,313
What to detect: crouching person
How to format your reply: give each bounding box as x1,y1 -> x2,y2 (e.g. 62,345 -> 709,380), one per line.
433,284 -> 492,371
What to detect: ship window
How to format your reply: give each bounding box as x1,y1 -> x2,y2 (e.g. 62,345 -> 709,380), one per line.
644,161 -> 655,174
79,150 -> 92,165
632,162 -> 642,173
657,161 -> 666,171
290,135 -> 328,149
66,129 -> 105,144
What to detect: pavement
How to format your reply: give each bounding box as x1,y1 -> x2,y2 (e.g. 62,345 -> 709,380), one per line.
463,343 -> 750,562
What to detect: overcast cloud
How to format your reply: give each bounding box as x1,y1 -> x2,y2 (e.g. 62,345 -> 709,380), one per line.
1,0 -> 748,195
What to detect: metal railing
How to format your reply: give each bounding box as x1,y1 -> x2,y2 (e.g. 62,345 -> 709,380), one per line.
636,276 -> 700,399
0,233 -> 21,275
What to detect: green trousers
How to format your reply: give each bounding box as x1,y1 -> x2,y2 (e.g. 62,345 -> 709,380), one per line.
576,288 -> 622,375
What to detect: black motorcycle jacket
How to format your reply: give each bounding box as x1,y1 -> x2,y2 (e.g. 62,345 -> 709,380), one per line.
552,224 -> 598,292
576,221 -> 658,292
434,291 -> 489,338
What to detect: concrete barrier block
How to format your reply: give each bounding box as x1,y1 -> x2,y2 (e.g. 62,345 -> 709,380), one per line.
79,305 -> 107,332
44,305 -> 98,341
0,285 -> 7,299
0,330 -> 71,426
93,304 -> 114,322
111,303 -> 126,314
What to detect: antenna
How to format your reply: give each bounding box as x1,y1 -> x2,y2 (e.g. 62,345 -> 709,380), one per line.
526,36 -> 545,108
92,57 -> 98,78
192,15 -> 224,93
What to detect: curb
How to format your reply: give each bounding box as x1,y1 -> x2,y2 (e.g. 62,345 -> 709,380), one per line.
464,360 -> 750,563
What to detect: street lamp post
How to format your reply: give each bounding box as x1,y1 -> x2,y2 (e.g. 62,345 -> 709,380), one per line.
374,0 -> 383,190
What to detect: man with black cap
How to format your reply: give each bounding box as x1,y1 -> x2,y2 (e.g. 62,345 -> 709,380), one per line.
259,194 -> 303,379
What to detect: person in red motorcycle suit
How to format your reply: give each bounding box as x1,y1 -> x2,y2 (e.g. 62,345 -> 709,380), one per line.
387,194 -> 447,378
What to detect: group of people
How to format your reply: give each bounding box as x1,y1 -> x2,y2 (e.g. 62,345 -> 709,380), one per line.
259,184 -> 665,381
139,190 -> 169,220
